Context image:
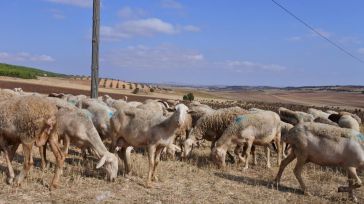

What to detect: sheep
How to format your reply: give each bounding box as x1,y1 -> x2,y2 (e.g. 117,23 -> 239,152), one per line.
211,111 -> 281,169
127,101 -> 143,107
13,87 -> 23,93
313,117 -> 339,126
187,102 -> 215,127
0,89 -> 19,101
102,96 -> 129,111
275,122 -> 364,202
278,107 -> 314,125
329,112 -> 361,131
0,95 -> 64,189
39,108 -> 118,181
182,106 -> 247,159
280,121 -> 294,158
326,110 -> 338,115
307,108 -> 330,119
110,104 -> 190,187
78,98 -> 116,140
137,99 -> 169,116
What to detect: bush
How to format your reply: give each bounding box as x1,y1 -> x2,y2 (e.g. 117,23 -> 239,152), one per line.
183,92 -> 194,101
133,88 -> 140,94
362,91 -> 364,94
150,88 -> 155,92
122,84 -> 126,89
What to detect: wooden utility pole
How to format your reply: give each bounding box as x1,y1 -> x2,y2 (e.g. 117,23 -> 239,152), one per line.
90,0 -> 100,98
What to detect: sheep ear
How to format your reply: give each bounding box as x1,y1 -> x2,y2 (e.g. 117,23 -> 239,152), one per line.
96,155 -> 107,169
167,107 -> 175,112
187,110 -> 197,114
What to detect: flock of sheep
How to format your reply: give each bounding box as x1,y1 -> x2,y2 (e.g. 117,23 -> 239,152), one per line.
0,88 -> 363,202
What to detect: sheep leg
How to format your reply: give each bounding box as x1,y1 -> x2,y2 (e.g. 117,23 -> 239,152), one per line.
14,143 -> 34,186
243,140 -> 253,170
8,143 -> 19,162
293,155 -> 310,195
118,147 -> 132,175
3,147 -> 15,185
275,152 -> 296,185
48,137 -> 65,190
339,167 -> 361,202
39,144 -> 47,170
282,142 -> 287,158
234,145 -> 245,164
276,135 -> 282,165
146,145 -> 156,188
152,146 -> 164,182
252,145 -> 257,165
62,136 -> 70,157
266,145 -> 271,168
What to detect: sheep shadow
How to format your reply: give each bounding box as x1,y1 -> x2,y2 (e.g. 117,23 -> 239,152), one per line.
214,172 -> 303,195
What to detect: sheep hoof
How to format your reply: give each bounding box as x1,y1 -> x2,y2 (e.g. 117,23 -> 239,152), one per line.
303,191 -> 312,196
50,183 -> 59,191
350,195 -> 358,203
145,181 -> 153,188
6,177 -> 14,185
152,176 -> 159,182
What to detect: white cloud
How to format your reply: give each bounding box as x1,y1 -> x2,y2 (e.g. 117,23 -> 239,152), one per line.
339,37 -> 362,45
226,60 -> 286,72
161,0 -> 183,9
49,9 -> 65,19
101,18 -> 200,40
0,52 -> 55,63
117,7 -> 146,19
104,45 -> 205,70
312,28 -> 332,38
45,0 -> 92,8
358,48 -> 364,55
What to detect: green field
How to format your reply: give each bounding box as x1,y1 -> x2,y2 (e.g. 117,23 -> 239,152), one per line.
0,63 -> 66,79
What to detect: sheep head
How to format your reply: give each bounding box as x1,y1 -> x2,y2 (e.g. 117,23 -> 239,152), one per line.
96,152 -> 118,182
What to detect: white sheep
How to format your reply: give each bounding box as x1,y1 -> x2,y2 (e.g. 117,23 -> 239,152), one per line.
110,104 -> 190,187
275,122 -> 364,202
211,111 -> 281,169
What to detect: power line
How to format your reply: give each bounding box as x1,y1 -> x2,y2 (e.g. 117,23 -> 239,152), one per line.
271,0 -> 364,64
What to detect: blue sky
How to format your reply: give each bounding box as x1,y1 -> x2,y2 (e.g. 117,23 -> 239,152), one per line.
0,0 -> 364,86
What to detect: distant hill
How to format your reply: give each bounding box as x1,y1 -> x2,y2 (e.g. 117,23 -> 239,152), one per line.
0,63 -> 67,79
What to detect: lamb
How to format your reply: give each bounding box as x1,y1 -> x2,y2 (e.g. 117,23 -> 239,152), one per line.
329,112 -> 361,131
182,106 -> 247,158
275,122 -> 364,202
278,107 -> 314,125
110,104 -> 190,187
0,95 -> 64,189
211,111 -> 281,169
39,108 -> 118,181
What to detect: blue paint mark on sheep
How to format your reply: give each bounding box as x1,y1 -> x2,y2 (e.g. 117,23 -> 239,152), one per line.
108,111 -> 114,118
235,115 -> 246,123
356,133 -> 364,142
68,100 -> 77,105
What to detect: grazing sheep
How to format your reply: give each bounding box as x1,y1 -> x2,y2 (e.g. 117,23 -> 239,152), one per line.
329,112 -> 361,131
211,111 -> 281,169
182,106 -> 247,159
307,108 -> 330,119
0,89 -> 19,101
278,107 -> 314,125
275,122 -> 364,202
40,108 -> 118,181
187,102 -> 215,126
313,117 -> 339,126
0,96 -> 64,189
110,104 -> 190,187
280,121 -> 294,158
325,110 -> 338,115
78,99 -> 116,140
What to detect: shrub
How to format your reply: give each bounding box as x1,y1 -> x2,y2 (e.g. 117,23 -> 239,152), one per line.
150,88 -> 155,92
133,88 -> 140,94
183,92 -> 195,101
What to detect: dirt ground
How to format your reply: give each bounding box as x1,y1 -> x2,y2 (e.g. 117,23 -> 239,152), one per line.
0,144 -> 362,204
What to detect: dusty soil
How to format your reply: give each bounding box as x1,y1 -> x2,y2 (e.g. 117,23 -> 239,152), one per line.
1,143 -> 362,204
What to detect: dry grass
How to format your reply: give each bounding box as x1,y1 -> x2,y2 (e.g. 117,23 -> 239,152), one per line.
0,142 -> 362,203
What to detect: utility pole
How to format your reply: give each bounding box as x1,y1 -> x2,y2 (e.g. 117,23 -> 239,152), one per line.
90,0 -> 100,98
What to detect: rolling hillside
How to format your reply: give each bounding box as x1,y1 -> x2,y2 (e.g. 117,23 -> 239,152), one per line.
0,63 -> 67,79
